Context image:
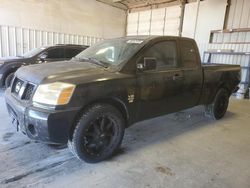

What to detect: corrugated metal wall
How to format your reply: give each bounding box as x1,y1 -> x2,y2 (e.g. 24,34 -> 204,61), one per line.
126,5 -> 181,36
197,0 -> 250,92
199,41 -> 250,90
202,44 -> 250,65
200,0 -> 250,55
0,25 -> 103,58
226,0 -> 250,29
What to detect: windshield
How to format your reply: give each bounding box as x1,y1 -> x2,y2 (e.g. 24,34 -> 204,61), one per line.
75,38 -> 145,66
23,47 -> 45,58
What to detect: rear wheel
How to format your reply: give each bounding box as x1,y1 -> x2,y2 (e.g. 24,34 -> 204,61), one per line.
205,88 -> 229,120
5,72 -> 15,88
69,104 -> 125,163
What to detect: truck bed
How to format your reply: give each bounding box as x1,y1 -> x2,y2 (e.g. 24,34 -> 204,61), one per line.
202,63 -> 240,70
200,63 -> 240,105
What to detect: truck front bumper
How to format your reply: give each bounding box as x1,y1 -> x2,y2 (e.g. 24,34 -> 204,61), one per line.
5,88 -> 81,144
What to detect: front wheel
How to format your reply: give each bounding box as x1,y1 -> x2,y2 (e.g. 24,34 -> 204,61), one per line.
69,104 -> 125,163
205,88 -> 229,120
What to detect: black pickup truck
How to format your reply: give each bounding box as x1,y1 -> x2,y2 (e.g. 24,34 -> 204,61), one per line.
0,44 -> 88,88
5,36 -> 240,163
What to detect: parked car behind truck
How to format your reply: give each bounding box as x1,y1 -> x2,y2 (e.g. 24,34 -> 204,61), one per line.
5,36 -> 240,163
0,44 -> 88,88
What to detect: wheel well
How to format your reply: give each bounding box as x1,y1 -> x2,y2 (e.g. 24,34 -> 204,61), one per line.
2,70 -> 16,86
207,83 -> 231,105
68,98 -> 129,141
218,83 -> 231,95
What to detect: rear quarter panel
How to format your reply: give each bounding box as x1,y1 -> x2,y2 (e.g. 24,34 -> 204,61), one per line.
200,64 -> 240,105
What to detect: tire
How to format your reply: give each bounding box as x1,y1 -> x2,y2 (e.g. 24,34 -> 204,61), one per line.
205,88 -> 229,120
69,104 -> 125,163
47,143 -> 67,150
5,72 -> 15,88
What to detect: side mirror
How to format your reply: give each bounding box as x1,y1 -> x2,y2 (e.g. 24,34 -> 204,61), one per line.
38,52 -> 48,62
137,57 -> 157,71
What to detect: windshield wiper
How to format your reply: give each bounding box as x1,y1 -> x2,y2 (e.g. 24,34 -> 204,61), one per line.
77,57 -> 109,68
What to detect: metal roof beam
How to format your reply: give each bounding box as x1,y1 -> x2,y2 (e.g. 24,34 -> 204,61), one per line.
96,0 -> 127,10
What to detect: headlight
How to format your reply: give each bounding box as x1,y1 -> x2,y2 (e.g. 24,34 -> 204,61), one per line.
33,82 -> 76,106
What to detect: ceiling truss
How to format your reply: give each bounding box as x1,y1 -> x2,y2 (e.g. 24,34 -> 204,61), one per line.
97,0 -> 190,11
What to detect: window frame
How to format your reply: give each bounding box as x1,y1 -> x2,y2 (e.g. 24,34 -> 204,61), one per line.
137,39 -> 180,72
45,47 -> 65,59
64,47 -> 82,58
179,39 -> 200,69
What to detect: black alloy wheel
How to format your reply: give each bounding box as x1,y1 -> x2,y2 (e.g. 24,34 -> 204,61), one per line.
69,104 -> 125,163
82,115 -> 118,156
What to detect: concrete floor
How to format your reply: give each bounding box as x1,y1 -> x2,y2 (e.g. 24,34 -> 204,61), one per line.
0,89 -> 249,188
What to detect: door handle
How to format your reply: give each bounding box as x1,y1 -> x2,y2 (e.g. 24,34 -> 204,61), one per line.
172,74 -> 183,81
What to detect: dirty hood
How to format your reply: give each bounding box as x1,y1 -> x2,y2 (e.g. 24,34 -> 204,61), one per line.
15,60 -> 113,85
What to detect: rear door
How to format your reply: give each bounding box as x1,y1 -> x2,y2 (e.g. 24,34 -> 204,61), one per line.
179,39 -> 203,108
136,39 -> 185,121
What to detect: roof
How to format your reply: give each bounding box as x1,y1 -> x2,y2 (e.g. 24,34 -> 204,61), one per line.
41,44 -> 89,48
54,44 -> 89,47
114,35 -> 193,41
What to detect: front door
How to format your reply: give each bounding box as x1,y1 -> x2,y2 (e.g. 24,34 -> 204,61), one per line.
136,40 -> 185,121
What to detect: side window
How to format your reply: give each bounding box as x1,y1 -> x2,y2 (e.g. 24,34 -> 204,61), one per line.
180,40 -> 198,68
143,41 -> 177,69
65,48 -> 82,58
46,48 -> 64,59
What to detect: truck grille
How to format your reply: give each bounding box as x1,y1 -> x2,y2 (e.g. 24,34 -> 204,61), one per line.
23,84 -> 35,100
11,77 -> 36,101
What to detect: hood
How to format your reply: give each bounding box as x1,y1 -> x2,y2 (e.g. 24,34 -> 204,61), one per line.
0,56 -> 24,62
0,56 -> 27,63
16,60 -> 114,85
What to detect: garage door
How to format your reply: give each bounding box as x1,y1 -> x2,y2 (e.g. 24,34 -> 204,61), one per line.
127,5 -> 181,36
